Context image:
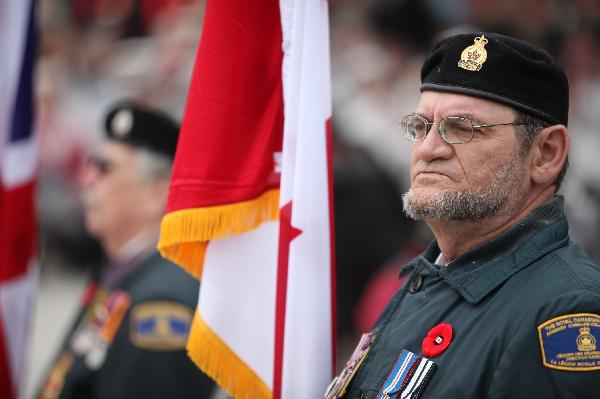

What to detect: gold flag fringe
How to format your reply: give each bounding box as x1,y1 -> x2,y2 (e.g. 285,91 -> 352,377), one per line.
158,189 -> 280,279
188,311 -> 272,399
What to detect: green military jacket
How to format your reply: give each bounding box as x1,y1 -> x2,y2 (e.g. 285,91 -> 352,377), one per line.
38,252 -> 215,399
333,196 -> 600,398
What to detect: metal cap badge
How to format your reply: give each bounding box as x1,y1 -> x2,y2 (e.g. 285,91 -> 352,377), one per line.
111,109 -> 134,138
458,35 -> 488,71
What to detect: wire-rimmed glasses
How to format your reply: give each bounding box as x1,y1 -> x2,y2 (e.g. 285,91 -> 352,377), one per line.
400,114 -> 530,144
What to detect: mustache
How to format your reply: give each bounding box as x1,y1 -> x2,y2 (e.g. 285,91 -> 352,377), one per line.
413,162 -> 454,177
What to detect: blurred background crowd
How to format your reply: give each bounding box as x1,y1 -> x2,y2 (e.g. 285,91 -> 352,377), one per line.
27,0 -> 600,396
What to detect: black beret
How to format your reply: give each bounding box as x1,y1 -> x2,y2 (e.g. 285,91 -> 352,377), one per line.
420,32 -> 569,126
104,101 -> 180,158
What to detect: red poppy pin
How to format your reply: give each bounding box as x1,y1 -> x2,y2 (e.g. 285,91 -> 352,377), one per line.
422,322 -> 453,357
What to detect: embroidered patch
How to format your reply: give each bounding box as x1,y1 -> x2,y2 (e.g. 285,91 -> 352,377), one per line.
375,349 -> 436,399
130,301 -> 193,351
537,313 -> 600,371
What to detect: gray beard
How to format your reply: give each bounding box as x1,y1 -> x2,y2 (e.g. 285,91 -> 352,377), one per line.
402,151 -> 524,221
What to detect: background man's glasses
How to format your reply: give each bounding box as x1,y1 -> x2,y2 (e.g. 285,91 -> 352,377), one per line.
400,114 -> 531,144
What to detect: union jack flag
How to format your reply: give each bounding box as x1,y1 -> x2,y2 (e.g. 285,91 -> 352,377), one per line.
0,0 -> 38,398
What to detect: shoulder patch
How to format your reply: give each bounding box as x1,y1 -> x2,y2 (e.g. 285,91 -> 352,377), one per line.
537,313 -> 600,371
130,301 -> 193,351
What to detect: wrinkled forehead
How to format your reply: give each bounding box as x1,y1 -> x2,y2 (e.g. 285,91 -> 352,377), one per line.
416,91 -> 517,122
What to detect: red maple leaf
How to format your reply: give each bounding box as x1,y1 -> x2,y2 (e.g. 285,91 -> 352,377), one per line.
468,50 -> 480,60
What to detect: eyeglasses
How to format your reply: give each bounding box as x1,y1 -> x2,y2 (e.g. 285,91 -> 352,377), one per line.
400,114 -> 531,144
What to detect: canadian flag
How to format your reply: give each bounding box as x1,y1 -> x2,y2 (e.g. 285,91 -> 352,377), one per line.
158,0 -> 335,398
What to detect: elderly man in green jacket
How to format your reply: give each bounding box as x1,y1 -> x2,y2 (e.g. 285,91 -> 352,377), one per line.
38,102 -> 216,399
327,33 -> 600,399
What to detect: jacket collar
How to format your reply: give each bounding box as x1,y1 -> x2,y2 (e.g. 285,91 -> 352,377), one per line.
401,196 -> 570,304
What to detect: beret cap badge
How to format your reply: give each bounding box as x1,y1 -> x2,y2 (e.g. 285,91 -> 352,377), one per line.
458,35 -> 488,71
111,109 -> 134,137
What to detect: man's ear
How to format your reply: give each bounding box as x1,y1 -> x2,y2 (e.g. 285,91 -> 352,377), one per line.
143,177 -> 170,218
530,125 -> 569,187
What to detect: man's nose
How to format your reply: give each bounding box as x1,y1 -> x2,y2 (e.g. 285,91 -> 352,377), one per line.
413,123 -> 454,162
78,161 -> 99,189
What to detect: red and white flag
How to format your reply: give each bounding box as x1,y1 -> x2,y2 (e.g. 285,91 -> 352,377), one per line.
0,1 -> 38,398
158,0 -> 335,397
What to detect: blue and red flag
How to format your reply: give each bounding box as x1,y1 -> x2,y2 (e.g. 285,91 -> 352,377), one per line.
0,1 -> 38,398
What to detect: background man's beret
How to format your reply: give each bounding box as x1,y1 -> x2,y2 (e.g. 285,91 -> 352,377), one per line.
104,101 -> 180,158
420,32 -> 569,126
